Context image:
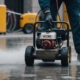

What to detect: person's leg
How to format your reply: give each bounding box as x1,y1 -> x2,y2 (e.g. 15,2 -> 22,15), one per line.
50,0 -> 63,28
43,0 -> 63,30
50,0 -> 62,20
65,0 -> 80,59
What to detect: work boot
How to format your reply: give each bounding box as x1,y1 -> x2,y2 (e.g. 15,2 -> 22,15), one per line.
77,54 -> 80,61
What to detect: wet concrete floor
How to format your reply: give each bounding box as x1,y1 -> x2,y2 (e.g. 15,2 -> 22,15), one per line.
0,32 -> 80,80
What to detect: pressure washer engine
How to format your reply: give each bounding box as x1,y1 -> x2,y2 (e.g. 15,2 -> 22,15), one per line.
25,21 -> 71,67
36,32 -> 56,49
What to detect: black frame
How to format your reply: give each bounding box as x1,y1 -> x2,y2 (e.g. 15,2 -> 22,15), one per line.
33,21 -> 70,48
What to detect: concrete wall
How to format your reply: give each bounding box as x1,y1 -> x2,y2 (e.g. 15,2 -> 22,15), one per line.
59,3 -> 64,20
32,0 -> 40,12
24,0 -> 40,13
24,0 -> 32,12
0,0 -> 4,4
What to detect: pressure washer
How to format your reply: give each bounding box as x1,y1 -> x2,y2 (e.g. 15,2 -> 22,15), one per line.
25,21 -> 71,66
24,0 -> 71,67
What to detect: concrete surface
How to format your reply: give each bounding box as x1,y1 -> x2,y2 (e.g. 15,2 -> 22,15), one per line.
0,32 -> 80,80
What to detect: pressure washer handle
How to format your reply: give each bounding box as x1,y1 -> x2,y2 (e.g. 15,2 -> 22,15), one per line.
34,21 -> 69,30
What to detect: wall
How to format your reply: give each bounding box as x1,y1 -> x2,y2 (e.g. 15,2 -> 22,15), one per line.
0,0 -> 4,4
24,0 -> 40,13
24,0 -> 32,12
32,0 -> 40,12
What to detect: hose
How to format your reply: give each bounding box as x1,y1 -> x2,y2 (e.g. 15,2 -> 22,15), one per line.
6,9 -> 22,33
7,8 -> 13,32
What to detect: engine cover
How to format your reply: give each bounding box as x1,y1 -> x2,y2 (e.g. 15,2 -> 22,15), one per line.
40,32 -> 56,40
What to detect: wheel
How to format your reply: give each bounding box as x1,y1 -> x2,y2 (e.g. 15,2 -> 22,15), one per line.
68,46 -> 71,63
61,47 -> 69,66
25,46 -> 34,66
36,38 -> 42,48
2,33 -> 6,35
23,24 -> 33,34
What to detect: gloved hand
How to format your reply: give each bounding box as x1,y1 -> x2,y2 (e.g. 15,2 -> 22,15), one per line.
45,12 -> 53,26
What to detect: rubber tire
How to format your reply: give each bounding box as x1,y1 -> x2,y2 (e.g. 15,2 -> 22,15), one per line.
23,24 -> 33,34
68,46 -> 71,63
3,33 -> 6,35
61,47 -> 69,67
25,46 -> 34,66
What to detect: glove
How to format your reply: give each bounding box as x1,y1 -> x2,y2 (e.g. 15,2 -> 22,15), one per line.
45,12 -> 53,26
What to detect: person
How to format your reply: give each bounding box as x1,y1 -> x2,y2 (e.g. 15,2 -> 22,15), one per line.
38,0 -> 80,61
